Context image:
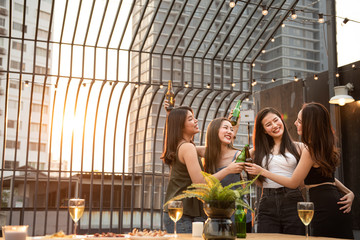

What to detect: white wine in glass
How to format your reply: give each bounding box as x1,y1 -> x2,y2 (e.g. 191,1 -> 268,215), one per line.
69,199 -> 85,236
297,202 -> 314,240
168,201 -> 183,237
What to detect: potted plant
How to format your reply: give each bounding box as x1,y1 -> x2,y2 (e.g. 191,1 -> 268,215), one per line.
164,171 -> 258,240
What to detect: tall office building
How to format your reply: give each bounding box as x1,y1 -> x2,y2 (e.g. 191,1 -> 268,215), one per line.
253,0 -> 328,89
0,0 -> 53,177
128,0 -> 328,176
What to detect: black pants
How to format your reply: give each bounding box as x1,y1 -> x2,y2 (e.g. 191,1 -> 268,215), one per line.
257,187 -> 305,235
309,184 -> 353,239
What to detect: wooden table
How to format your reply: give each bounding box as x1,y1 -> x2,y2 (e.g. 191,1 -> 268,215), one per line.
175,233 -> 350,240
0,233 -> 349,240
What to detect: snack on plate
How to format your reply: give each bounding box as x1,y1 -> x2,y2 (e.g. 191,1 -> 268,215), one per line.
93,232 -> 125,238
128,228 -> 167,237
47,230 -> 73,238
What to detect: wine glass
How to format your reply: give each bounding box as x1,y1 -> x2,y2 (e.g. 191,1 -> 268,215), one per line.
297,202 -> 314,240
168,201 -> 183,237
68,199 -> 85,236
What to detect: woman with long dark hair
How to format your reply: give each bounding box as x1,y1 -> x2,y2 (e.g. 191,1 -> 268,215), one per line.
161,106 -> 243,233
248,107 -> 305,235
246,103 -> 354,239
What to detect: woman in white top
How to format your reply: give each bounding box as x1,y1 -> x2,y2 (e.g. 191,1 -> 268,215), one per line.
249,107 -> 305,235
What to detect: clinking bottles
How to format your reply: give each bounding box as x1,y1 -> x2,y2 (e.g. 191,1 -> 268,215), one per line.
230,100 -> 242,126
235,144 -> 249,163
165,80 -> 175,111
235,203 -> 246,238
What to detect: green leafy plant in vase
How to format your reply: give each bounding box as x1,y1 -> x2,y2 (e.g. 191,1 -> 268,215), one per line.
164,171 -> 259,240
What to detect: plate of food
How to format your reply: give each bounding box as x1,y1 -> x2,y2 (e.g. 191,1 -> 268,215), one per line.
127,229 -> 171,240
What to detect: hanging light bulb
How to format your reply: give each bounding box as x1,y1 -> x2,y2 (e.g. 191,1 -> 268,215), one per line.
335,72 -> 340,78
291,9 -> 297,20
229,0 -> 236,8
262,5 -> 268,16
159,84 -> 164,89
318,13 -> 325,23
271,37 -> 275,42
262,49 -> 266,54
135,83 -> 139,88
352,64 -> 356,69
184,81 -> 189,88
281,23 -> 285,28
314,74 -> 318,80
109,81 -> 113,86
25,81 -> 29,87
206,83 -> 211,88
245,97 -> 249,102
294,76 -> 299,82
271,78 -> 276,82
341,18 -> 349,26
251,79 -> 257,86
231,82 -> 236,87
252,63 -> 256,67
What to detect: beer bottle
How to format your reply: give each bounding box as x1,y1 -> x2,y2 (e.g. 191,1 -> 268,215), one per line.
235,145 -> 247,163
244,145 -> 254,179
235,203 -> 246,238
165,80 -> 175,111
230,100 -> 242,126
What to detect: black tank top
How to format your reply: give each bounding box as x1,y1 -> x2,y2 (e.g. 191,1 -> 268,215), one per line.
304,167 -> 334,185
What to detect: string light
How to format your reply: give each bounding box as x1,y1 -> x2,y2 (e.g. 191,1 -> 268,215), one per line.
314,74 -> 318,80
251,79 -> 257,86
252,63 -> 256,67
206,83 -> 211,88
294,76 -> 299,82
291,9 -> 297,20
271,37 -> 275,42
245,97 -> 249,101
159,84 -> 164,89
318,13 -> 325,23
25,81 -> 29,87
335,73 -> 340,78
231,82 -> 236,87
261,49 -> 266,54
135,83 -> 139,88
262,5 -> 268,16
341,18 -> 349,26
271,78 -> 276,82
229,0 -> 236,8
281,23 -> 285,28
184,81 -> 189,88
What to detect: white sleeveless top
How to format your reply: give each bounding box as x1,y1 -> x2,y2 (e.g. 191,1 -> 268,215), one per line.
262,153 -> 298,188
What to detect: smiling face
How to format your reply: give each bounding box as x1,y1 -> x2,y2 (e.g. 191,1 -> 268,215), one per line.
294,110 -> 303,136
218,120 -> 234,145
183,110 -> 199,136
261,112 -> 284,140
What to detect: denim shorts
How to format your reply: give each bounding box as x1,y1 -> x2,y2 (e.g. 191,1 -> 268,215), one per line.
257,187 -> 305,235
163,213 -> 206,234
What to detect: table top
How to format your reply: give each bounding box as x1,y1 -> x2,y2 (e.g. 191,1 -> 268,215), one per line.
0,233 -> 348,240
175,233 -> 349,240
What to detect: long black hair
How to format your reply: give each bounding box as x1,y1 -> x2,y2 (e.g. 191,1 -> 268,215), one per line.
301,102 -> 339,177
253,107 -> 300,182
204,117 -> 235,174
160,106 -> 194,166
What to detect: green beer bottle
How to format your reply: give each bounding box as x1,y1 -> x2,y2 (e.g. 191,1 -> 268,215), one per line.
235,144 -> 249,163
235,203 -> 246,238
230,100 -> 242,126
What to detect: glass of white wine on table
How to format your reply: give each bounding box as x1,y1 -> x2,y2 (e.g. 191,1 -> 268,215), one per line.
68,199 -> 85,236
297,202 -> 314,240
168,200 -> 183,238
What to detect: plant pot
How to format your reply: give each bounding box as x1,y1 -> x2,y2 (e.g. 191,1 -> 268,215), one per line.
202,201 -> 236,240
